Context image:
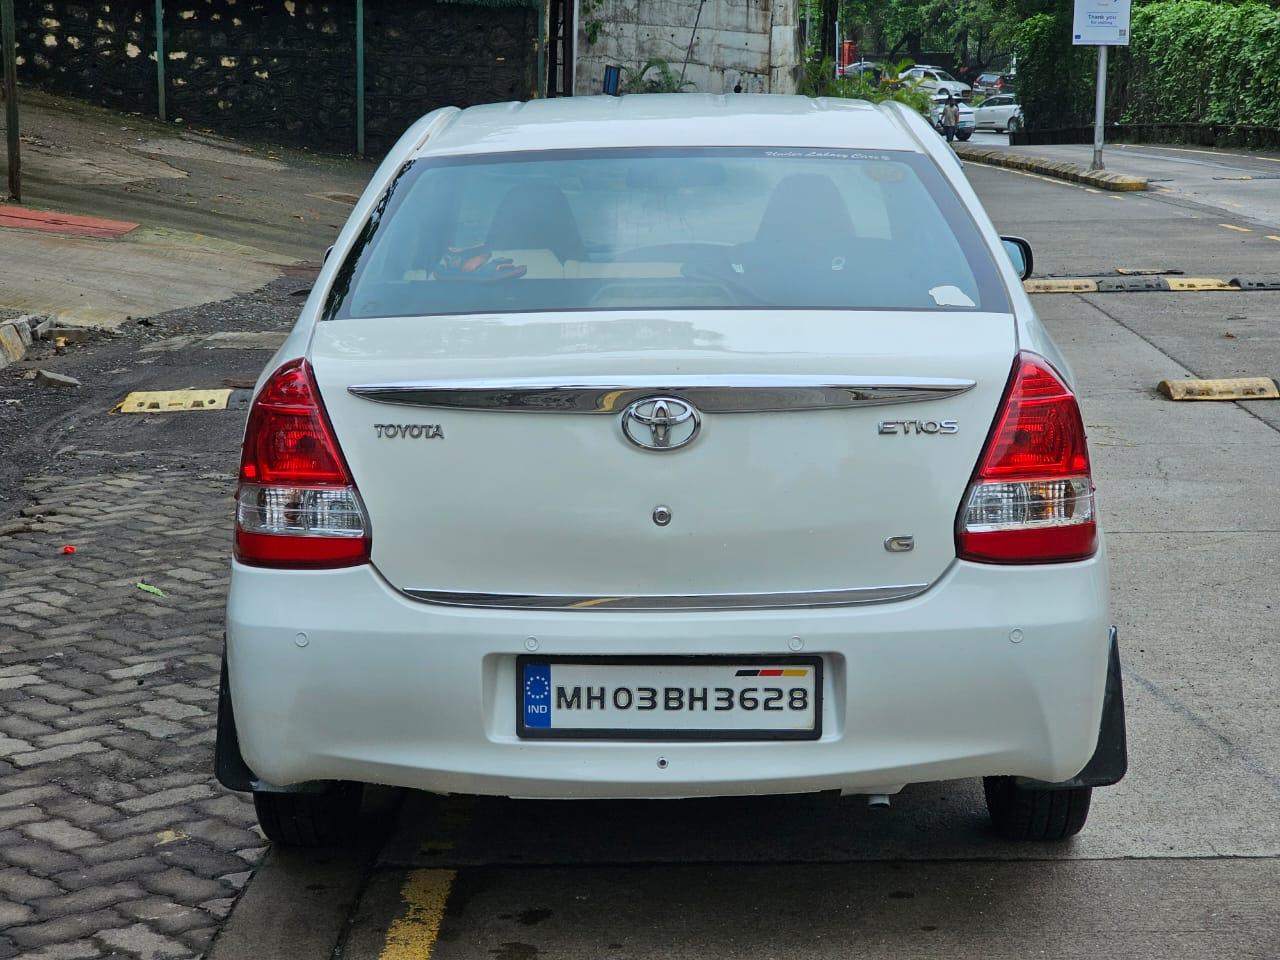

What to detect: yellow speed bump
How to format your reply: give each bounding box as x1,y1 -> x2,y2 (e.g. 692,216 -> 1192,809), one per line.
1024,278 -> 1099,294
113,389 -> 233,414
1157,377 -> 1280,401
1166,277 -> 1236,291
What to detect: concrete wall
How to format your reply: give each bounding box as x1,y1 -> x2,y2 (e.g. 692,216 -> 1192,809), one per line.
575,0 -> 800,96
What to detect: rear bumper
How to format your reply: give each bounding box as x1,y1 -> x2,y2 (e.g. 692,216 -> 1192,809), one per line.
224,554 -> 1111,798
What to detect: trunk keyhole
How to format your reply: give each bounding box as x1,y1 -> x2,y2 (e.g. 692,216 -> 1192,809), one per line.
652,506 -> 672,527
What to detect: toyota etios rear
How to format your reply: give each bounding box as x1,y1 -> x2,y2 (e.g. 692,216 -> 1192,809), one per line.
217,95 -> 1126,847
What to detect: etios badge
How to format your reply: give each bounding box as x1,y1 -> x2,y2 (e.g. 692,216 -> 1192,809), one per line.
621,397 -> 701,451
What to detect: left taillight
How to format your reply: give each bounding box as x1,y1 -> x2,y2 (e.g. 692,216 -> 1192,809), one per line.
234,358 -> 370,568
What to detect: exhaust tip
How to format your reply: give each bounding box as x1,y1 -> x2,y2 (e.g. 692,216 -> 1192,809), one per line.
866,793 -> 892,809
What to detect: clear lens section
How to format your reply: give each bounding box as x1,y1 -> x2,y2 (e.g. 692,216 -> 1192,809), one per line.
963,477 -> 1094,531
236,483 -> 366,538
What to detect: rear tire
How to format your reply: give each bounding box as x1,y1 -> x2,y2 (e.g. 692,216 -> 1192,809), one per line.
983,776 -> 1091,841
957,131 -> 972,142
253,782 -> 363,847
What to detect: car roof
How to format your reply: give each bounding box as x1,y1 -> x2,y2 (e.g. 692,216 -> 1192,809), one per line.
413,95 -> 922,158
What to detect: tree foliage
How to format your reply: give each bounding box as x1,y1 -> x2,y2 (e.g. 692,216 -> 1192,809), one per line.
1122,1 -> 1280,127
797,57 -> 935,116
1012,0 -> 1280,130
811,0 -> 1021,66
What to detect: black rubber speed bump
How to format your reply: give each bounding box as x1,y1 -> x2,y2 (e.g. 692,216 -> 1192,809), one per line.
1096,276 -> 1171,293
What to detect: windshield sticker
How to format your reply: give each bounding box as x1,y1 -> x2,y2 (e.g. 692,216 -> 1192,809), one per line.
930,285 -> 977,307
763,150 -> 897,162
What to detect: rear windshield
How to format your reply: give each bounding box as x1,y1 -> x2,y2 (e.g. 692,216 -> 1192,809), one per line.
326,147 -> 1008,319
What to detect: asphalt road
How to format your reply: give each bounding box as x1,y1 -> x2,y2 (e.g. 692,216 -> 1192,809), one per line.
971,130 -> 1280,237
203,161 -> 1280,958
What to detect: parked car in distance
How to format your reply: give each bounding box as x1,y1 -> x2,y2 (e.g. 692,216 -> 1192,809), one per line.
974,94 -> 1022,133
930,93 -> 976,140
904,65 -> 972,99
838,60 -> 882,83
217,93 -> 1126,850
974,72 -> 1015,94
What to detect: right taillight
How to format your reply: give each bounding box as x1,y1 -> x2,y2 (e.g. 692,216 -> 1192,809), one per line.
234,358 -> 370,569
957,352 -> 1097,564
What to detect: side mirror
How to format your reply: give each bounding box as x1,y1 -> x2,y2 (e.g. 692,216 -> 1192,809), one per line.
1001,236 -> 1034,281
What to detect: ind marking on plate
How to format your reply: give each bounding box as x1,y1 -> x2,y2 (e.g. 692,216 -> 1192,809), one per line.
523,663 -> 552,728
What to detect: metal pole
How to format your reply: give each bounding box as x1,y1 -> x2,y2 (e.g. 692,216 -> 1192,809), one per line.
1090,44 -> 1107,171
1,0 -> 19,200
154,0 -> 166,122
355,0 -> 365,157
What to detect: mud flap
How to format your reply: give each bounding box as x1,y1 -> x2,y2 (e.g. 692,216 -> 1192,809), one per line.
1020,626 -> 1128,790
215,651 -> 258,792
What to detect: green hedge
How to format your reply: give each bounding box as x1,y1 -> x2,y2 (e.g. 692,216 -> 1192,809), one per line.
1123,1 -> 1280,127
1015,1 -> 1280,131
1013,11 -> 1097,130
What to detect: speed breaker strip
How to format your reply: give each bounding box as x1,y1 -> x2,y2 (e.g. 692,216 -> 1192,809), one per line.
1024,276 -> 1280,295
1026,276 -> 1280,294
1157,378 -> 1280,401
113,389 -> 253,414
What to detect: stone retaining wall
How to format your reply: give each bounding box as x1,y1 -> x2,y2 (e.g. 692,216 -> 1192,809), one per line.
12,0 -> 540,154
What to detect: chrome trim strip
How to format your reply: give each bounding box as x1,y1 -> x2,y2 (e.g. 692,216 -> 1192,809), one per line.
348,376 -> 975,413
399,583 -> 930,611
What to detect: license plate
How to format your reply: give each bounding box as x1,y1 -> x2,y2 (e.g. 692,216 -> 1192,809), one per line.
516,656 -> 822,740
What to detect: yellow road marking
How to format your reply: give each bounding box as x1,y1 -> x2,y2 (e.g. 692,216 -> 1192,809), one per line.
1266,235 -> 1280,242
114,389 -> 232,413
380,869 -> 456,960
1219,223 -> 1252,232
1117,143 -> 1280,164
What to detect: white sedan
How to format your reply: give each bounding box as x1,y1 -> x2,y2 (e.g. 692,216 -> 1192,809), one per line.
217,95 -> 1127,847
975,94 -> 1022,132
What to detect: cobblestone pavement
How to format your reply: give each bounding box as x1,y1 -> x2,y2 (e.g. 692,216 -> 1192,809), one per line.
0,461 -> 255,957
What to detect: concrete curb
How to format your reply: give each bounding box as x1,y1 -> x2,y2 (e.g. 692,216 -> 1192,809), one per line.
955,144 -> 1148,192
1025,276 -> 1280,294
0,316 -> 37,371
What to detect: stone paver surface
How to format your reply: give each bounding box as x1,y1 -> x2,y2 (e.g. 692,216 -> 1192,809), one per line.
0,470 -> 256,959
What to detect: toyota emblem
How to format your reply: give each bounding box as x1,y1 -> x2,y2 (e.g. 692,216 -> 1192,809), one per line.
620,396 -> 701,451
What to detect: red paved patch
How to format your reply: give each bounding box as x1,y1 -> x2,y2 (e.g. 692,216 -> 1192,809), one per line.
0,204 -> 139,239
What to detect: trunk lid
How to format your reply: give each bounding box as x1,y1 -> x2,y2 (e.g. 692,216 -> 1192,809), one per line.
310,310 -> 1015,607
